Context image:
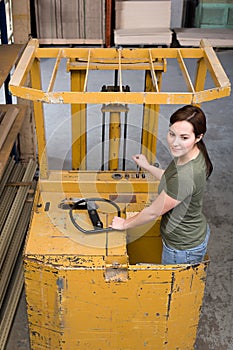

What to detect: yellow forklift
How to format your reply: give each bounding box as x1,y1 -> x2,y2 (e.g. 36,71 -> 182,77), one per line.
9,39 -> 230,349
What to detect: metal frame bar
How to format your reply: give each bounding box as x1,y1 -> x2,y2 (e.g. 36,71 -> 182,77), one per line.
47,49 -> 62,93
9,39 -> 231,105
118,48 -> 123,92
177,49 -> 195,93
149,49 -> 159,92
83,49 -> 91,92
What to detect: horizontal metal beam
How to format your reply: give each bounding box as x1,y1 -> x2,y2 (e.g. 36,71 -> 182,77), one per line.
9,85 -> 231,105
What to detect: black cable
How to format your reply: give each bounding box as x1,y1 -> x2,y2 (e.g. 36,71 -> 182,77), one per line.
69,197 -> 121,234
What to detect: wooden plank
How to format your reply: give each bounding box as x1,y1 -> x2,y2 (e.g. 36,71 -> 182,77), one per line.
114,28 -> 172,46
0,107 -> 19,149
16,97 -> 36,163
9,39 -> 38,89
12,0 -> 31,44
0,44 -> 24,87
0,105 -> 28,179
38,38 -> 104,45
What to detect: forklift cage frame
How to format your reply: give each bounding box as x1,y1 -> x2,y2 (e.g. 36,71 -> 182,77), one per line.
9,38 -> 231,177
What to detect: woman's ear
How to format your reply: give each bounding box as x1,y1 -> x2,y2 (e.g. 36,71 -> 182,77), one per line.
195,134 -> 203,143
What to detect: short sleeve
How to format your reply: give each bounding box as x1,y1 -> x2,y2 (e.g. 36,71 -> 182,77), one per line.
160,162 -> 195,201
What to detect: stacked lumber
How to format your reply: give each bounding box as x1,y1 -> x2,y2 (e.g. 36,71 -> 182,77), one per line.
0,105 -> 28,178
115,27 -> 172,46
0,107 -> 19,150
0,158 -> 37,349
174,28 -> 233,48
35,0 -> 105,45
114,1 -> 172,46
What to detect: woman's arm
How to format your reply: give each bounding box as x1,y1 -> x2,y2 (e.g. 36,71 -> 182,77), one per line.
110,190 -> 180,230
132,154 -> 165,180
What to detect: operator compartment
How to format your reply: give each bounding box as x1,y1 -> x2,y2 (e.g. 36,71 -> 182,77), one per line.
31,169 -> 162,266
9,39 -> 230,349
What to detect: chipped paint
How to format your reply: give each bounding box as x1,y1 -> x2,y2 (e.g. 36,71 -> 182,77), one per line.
166,272 -> 175,321
24,255 -> 209,349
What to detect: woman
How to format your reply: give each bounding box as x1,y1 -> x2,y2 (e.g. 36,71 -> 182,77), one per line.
110,105 -> 213,264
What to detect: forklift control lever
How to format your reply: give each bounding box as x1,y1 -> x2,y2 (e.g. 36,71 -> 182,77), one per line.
86,201 -> 103,229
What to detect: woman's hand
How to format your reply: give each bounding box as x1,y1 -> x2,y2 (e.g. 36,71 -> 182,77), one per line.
132,154 -> 150,170
132,153 -> 164,180
110,216 -> 126,230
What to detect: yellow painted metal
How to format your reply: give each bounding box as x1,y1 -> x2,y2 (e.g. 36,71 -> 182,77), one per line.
9,87 -> 231,105
24,259 -> 208,348
195,57 -> 207,91
9,38 -> 231,349
47,50 -> 62,93
9,38 -> 230,171
70,69 -> 86,170
109,110 -> 120,170
142,70 -> 162,164
200,40 -> 230,88
24,184 -> 209,349
101,103 -> 129,171
9,39 -> 231,107
194,57 -> 208,108
39,170 -> 159,195
30,58 -> 48,178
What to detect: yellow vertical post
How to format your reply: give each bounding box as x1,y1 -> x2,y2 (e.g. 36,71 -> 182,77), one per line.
194,57 -> 207,108
109,110 -> 121,170
142,70 -> 162,164
30,58 -> 48,178
70,70 -> 86,170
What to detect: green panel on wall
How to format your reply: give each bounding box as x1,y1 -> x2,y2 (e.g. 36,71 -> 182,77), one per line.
202,7 -> 225,25
195,2 -> 233,28
228,7 -> 233,24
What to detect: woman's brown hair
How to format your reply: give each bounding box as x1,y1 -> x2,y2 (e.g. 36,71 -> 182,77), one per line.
170,105 -> 213,178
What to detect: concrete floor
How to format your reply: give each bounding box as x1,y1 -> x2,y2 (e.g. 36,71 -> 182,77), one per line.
4,48 -> 233,350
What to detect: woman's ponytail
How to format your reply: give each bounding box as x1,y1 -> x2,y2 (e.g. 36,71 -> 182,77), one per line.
197,139 -> 213,178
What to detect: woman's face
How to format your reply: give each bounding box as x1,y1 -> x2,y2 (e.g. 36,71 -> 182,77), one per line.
167,120 -> 199,159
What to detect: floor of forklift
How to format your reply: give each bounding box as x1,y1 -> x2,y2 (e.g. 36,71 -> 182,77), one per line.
3,48 -> 233,350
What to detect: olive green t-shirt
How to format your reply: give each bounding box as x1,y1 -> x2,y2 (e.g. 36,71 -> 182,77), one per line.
158,152 -> 207,250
